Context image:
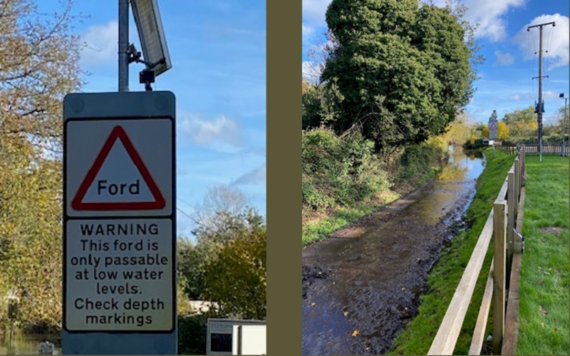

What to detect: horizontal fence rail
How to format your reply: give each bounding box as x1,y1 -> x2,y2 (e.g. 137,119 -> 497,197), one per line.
498,144 -> 569,156
428,147 -> 526,355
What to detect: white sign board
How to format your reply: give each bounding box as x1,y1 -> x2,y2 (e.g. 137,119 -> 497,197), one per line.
207,319 -> 266,355
66,119 -> 173,218
65,219 -> 173,331
232,325 -> 267,355
489,119 -> 499,140
63,91 -> 176,352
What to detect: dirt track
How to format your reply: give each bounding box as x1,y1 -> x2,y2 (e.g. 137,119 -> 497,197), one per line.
302,150 -> 485,355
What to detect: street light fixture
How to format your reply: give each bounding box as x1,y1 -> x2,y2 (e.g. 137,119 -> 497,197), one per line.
560,93 -> 568,157
130,0 -> 172,77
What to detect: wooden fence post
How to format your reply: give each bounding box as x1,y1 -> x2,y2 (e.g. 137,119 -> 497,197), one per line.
514,158 -> 520,212
493,200 -> 507,355
507,169 -> 515,275
521,145 -> 526,185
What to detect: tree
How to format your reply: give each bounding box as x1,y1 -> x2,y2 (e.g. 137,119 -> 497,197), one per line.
498,121 -> 509,140
0,0 -> 83,146
501,106 -> 535,125
302,78 -> 345,130
0,0 -> 82,332
320,0 -> 479,150
440,112 -> 473,145
191,185 -> 248,241
202,225 -> 266,320
482,125 -> 489,139
501,106 -> 538,138
178,185 -> 265,307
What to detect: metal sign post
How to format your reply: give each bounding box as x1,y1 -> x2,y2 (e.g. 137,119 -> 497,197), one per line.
118,0 -> 129,92
62,92 -> 177,354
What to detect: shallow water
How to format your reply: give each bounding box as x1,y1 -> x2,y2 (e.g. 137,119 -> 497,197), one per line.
302,146 -> 485,355
0,334 -> 61,355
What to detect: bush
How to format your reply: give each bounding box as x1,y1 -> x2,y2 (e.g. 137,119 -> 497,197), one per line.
302,128 -> 391,210
178,314 -> 208,355
399,142 -> 446,181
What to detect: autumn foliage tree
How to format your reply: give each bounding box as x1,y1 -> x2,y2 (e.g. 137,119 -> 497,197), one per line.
177,185 -> 266,320
0,0 -> 82,332
501,106 -> 538,138
201,225 -> 266,320
481,121 -> 509,140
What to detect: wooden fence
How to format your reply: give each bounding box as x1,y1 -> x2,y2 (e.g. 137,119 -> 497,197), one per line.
497,144 -> 568,156
428,146 -> 526,355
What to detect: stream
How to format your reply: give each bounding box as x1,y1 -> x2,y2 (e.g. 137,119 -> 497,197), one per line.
0,334 -> 61,355
302,146 -> 485,355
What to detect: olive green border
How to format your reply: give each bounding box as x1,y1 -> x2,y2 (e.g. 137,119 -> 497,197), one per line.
267,0 -> 301,355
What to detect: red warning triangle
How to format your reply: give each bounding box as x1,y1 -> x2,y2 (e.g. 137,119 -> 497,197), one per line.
489,122 -> 498,130
71,126 -> 166,211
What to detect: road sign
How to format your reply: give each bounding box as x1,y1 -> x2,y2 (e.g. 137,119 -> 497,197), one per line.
63,91 -> 176,355
66,118 -> 173,218
71,126 -> 166,211
489,119 -> 499,140
65,218 -> 174,331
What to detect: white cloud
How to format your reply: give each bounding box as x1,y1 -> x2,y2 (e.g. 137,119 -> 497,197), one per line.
303,0 -> 526,43
461,0 -> 527,42
232,164 -> 266,186
543,90 -> 561,99
178,113 -> 244,149
80,21 -> 117,66
303,23 -> 315,44
494,50 -> 514,66
509,93 -> 520,100
514,14 -> 569,70
303,0 -> 332,28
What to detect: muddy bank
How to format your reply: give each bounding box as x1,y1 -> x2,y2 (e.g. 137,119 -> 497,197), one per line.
302,148 -> 485,355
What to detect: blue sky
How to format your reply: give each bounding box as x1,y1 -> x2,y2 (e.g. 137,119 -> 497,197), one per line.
42,0 -> 266,238
303,0 -> 569,125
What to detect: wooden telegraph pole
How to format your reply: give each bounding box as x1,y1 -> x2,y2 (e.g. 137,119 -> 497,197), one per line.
528,21 -> 555,162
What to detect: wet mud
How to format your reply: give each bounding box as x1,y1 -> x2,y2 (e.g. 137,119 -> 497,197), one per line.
302,148 -> 485,355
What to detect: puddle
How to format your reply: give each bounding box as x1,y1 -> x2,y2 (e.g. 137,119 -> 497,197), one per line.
302,146 -> 485,355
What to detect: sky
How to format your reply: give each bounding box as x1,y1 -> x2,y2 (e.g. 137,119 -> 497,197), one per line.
41,0 -> 266,238
302,0 -> 570,125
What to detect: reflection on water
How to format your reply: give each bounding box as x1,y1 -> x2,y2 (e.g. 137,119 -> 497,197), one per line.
302,145 -> 487,355
414,145 -> 485,225
0,334 -> 60,355
445,146 -> 485,181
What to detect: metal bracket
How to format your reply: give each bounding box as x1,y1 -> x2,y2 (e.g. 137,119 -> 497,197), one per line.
126,43 -> 167,91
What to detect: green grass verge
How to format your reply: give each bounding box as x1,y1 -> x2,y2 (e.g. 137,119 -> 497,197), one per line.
301,168 -> 438,247
387,148 -> 515,355
516,156 -> 569,355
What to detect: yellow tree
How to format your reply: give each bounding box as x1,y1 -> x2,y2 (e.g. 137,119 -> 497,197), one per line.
498,121 -> 509,140
0,0 -> 82,331
481,122 -> 509,140
441,112 -> 473,145
202,223 -> 266,320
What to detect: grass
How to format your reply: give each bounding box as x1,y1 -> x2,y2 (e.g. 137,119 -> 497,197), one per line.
516,155 -> 569,355
387,148 -> 516,355
301,168 -> 438,247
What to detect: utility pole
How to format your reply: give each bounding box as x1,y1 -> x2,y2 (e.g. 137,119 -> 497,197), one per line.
528,21 -> 555,162
118,0 -> 129,92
